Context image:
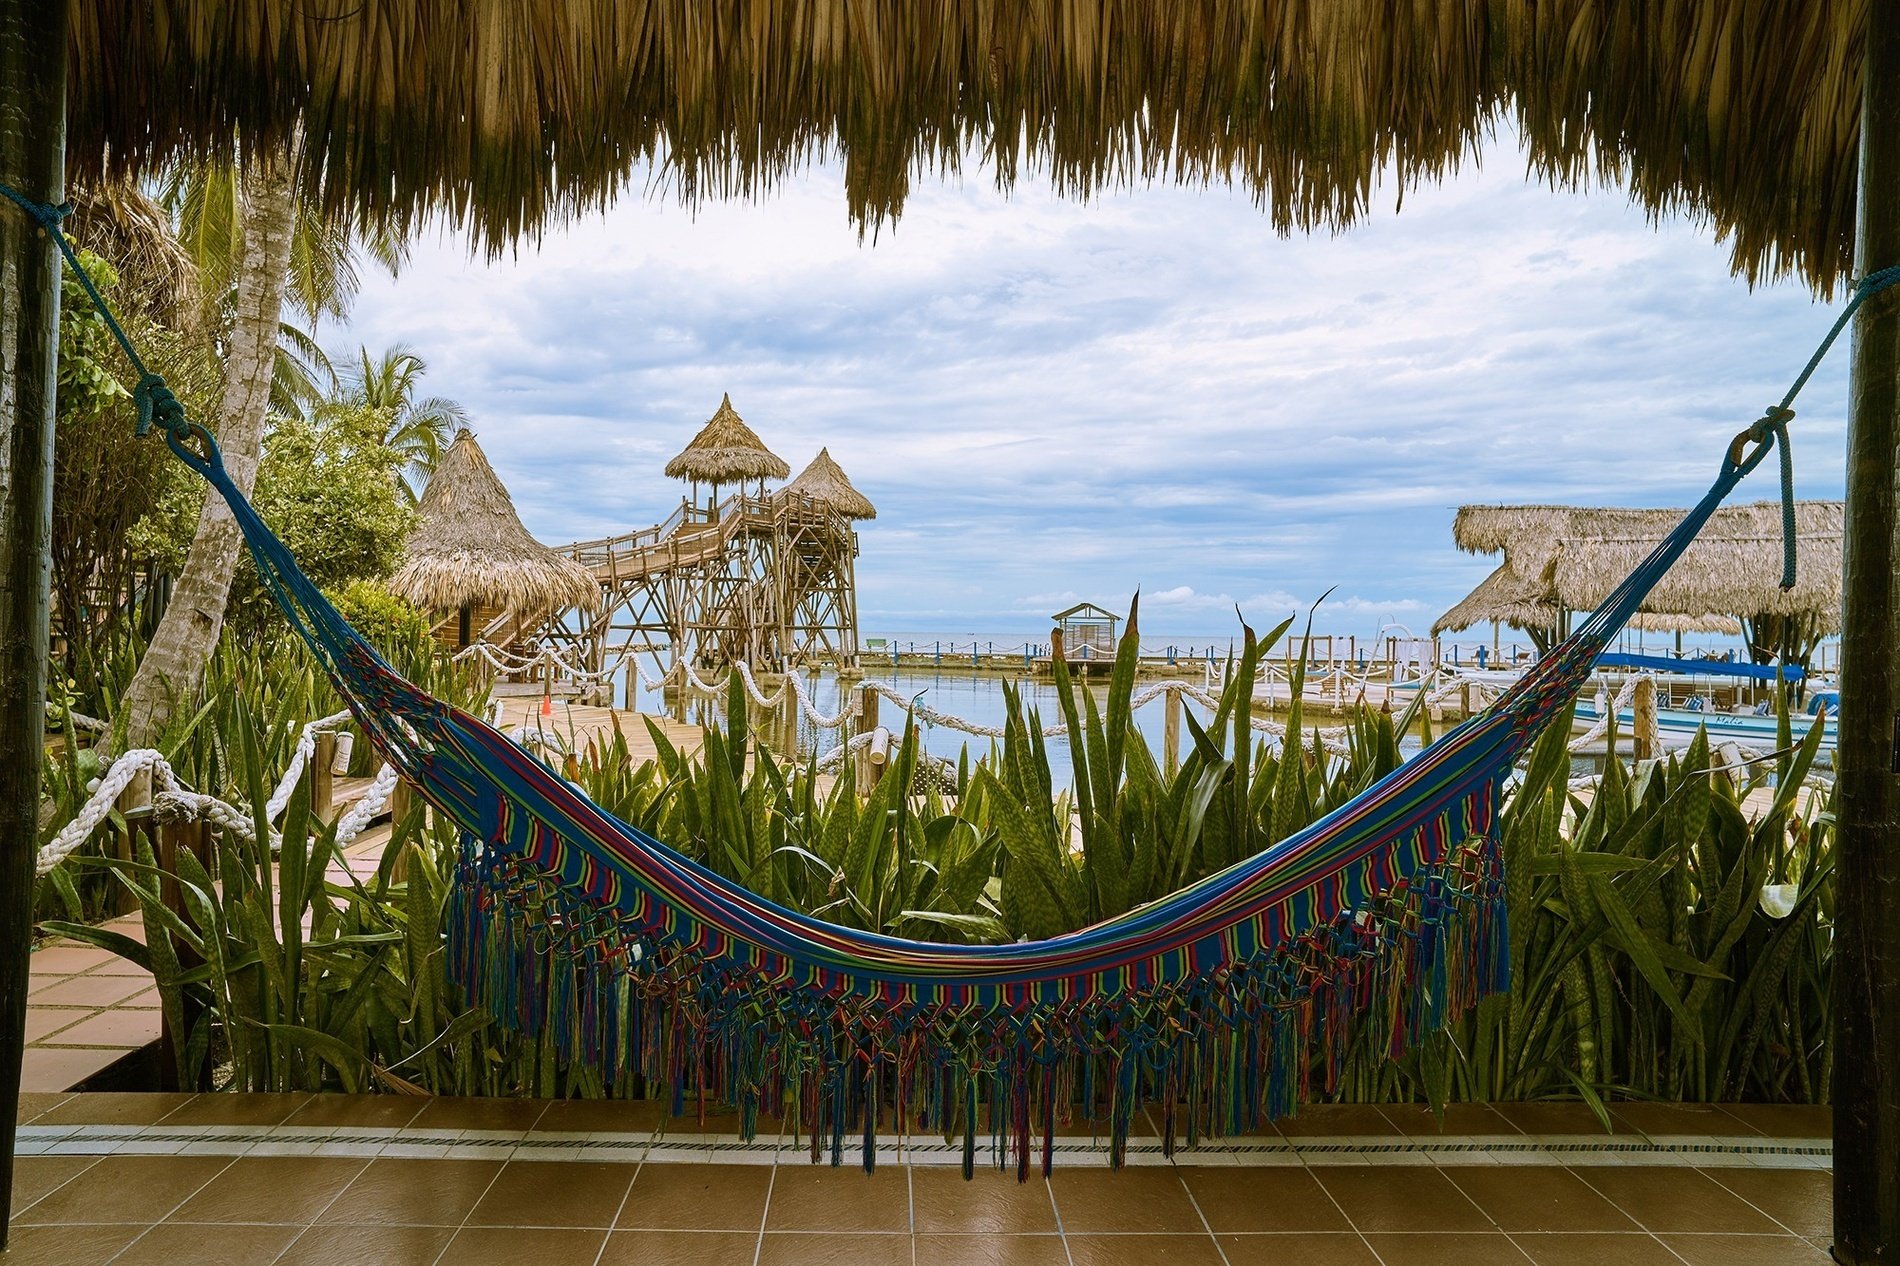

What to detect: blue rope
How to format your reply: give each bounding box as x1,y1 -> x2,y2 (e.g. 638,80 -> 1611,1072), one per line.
0,179 -> 201,453
1733,263 -> 1900,588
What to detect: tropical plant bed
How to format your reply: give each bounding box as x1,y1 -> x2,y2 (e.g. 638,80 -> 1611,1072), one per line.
38,617 -> 1833,1122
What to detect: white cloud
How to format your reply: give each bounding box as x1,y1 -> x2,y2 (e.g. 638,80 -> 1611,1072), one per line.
337,129 -> 1845,640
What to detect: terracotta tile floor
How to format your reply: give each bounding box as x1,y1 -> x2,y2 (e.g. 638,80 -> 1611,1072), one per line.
20,920 -> 158,1093
6,1093 -> 1837,1265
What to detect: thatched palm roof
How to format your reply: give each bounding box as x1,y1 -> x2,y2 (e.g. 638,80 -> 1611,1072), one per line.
1627,612 -> 1745,636
779,448 -> 876,519
1452,500 -> 1843,626
1432,561 -> 1558,637
665,395 -> 790,485
69,3 -> 1869,288
388,430 -> 598,618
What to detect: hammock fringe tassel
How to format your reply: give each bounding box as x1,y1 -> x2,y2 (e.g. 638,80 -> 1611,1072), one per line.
445,813 -> 1507,1178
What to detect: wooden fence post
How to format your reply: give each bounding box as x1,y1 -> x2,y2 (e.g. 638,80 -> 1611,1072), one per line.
1164,689 -> 1181,774
1632,677 -> 1657,761
112,767 -> 152,916
312,732 -> 336,825
154,808 -> 208,1092
857,689 -> 879,788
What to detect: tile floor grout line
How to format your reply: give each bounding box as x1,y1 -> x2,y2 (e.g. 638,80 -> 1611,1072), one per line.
750,1160 -> 778,1266
1490,1231 -> 1549,1264
1173,1162 -> 1235,1266
1696,1161 -> 1818,1239
7,1151 -> 103,1217
260,1154 -> 376,1266
1559,1162 -> 1698,1266
588,1150 -> 645,1266
93,1151 -> 246,1266
1041,1153 -> 1075,1266
425,1137 -> 524,1266
1300,1152 -> 1390,1266
1435,1156 -> 1519,1235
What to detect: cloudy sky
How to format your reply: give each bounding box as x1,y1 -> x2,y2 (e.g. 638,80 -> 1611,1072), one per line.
338,133 -> 1850,641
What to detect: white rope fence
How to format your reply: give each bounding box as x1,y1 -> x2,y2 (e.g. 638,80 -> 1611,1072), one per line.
636,656 -> 1428,757
452,639 -> 615,684
39,710 -> 400,877
265,710 -> 352,820
1570,677 -> 1640,751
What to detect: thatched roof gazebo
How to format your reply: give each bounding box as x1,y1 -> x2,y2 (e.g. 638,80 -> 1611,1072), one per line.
778,448 -> 877,520
665,394 -> 789,505
387,430 -> 598,647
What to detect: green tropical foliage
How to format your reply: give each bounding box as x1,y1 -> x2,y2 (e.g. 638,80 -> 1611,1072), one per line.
39,613 -> 1835,1112
337,345 -> 469,501
229,404 -> 419,634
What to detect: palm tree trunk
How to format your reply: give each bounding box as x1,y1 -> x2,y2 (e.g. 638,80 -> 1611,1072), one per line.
118,149 -> 296,748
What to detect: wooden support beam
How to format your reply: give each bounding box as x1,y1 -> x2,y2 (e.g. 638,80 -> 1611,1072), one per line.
857,689 -> 879,788
312,732 -> 337,825
1834,2 -> 1900,1257
1631,677 -> 1656,762
155,813 -> 209,1092
1164,689 -> 1181,774
0,0 -> 67,1242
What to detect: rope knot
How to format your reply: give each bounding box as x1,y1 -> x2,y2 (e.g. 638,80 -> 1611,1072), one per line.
0,181 -> 71,231
1749,404 -> 1796,445
133,373 -> 188,440
1752,405 -> 1799,592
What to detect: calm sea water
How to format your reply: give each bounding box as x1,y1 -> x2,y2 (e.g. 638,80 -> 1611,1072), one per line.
628,663 -> 1216,776
624,661 -> 1426,787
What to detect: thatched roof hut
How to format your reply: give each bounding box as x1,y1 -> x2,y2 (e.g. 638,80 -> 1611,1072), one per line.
665,395 -> 790,487
1453,501 -> 1843,624
388,430 -> 598,629
1450,500 -> 1843,658
778,448 -> 877,520
1432,561 -> 1558,638
67,5 -> 1872,290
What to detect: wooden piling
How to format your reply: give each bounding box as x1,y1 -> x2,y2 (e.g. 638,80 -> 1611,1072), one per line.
154,811 -> 209,1091
312,732 -> 336,824
112,768 -> 152,916
1632,677 -> 1657,761
857,689 -> 879,787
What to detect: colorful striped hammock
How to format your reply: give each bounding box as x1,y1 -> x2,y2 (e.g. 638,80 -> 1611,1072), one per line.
170,420 -> 1781,1175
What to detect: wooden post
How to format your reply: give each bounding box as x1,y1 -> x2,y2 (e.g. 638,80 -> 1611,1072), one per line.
857,689 -> 879,787
1835,3 -> 1900,1258
0,0 -> 68,1241
154,812 -> 208,1092
312,732 -> 337,825
1632,676 -> 1656,762
1164,688 -> 1181,774
112,767 -> 152,916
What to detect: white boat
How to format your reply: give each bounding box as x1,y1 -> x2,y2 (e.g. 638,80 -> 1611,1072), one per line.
1571,697 -> 1835,752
